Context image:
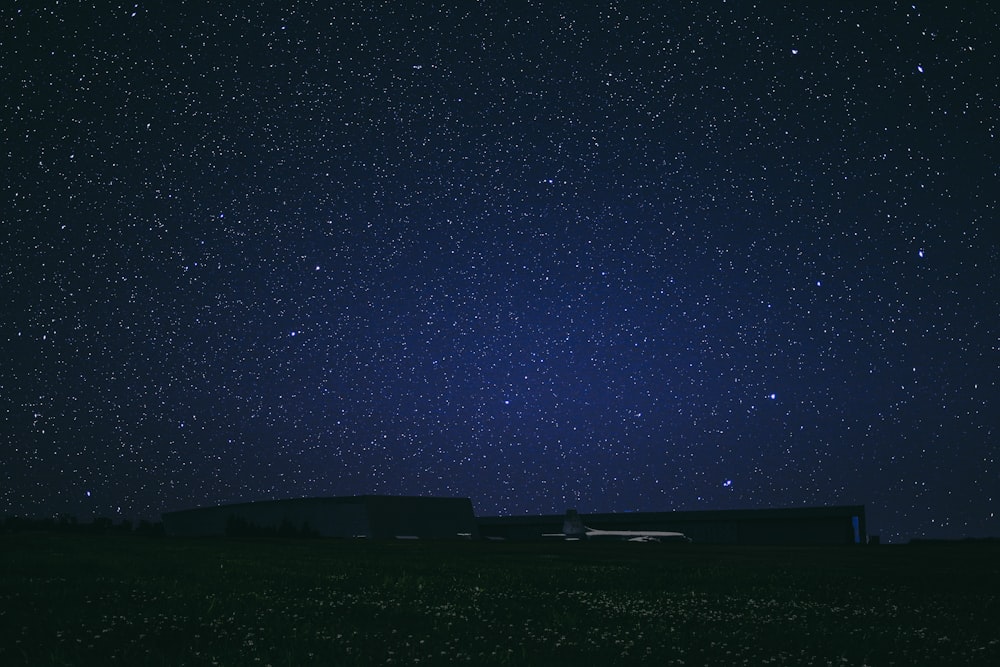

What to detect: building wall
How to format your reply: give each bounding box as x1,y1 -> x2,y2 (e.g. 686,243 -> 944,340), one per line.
164,500 -> 862,545
163,496 -> 477,539
477,505 -> 866,545
365,496 -> 479,539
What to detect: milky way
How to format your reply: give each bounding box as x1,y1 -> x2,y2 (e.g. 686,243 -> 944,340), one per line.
3,2 -> 997,542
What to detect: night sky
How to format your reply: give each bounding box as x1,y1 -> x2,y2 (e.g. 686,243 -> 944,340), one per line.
3,2 -> 997,543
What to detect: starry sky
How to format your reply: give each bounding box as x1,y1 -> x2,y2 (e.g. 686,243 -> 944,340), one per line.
3,2 -> 997,543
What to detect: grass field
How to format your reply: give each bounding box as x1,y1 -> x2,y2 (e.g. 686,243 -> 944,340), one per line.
2,533 -> 998,665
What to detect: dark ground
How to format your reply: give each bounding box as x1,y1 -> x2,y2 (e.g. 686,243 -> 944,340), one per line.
2,533 -> 999,665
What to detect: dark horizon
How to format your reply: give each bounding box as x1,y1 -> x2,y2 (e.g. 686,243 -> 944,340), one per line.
7,498 -> 999,545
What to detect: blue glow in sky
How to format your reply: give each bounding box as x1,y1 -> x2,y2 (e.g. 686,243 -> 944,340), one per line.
2,1 -> 997,543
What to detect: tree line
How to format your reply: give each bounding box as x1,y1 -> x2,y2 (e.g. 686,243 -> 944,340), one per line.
1,515 -> 164,535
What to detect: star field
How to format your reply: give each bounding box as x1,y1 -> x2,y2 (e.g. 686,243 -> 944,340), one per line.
2,2 -> 997,542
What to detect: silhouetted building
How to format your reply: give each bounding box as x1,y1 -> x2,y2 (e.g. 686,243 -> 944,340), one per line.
162,495 -> 478,539
478,505 -> 866,545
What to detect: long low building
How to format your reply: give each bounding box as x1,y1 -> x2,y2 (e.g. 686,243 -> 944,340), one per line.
163,495 -> 478,539
477,505 -> 867,545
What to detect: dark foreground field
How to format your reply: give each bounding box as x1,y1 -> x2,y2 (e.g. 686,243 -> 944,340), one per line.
2,534 -> 999,666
